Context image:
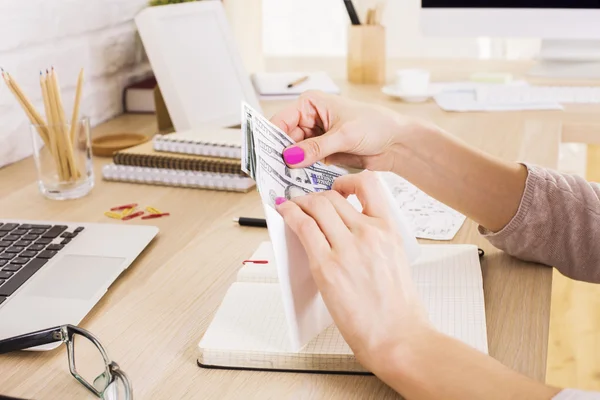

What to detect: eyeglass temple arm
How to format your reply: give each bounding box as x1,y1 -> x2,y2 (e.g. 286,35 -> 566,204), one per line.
0,326 -> 62,354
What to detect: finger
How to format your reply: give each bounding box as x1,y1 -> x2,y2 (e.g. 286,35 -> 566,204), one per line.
270,91 -> 330,136
283,127 -> 352,168
292,193 -> 353,250
319,190 -> 366,230
288,126 -> 308,142
270,106 -> 302,135
332,171 -> 390,219
276,200 -> 331,265
325,153 -> 366,170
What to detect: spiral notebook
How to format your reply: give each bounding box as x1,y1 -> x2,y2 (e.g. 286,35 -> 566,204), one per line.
153,128 -> 242,159
197,243 -> 488,373
102,164 -> 255,192
114,140 -> 242,175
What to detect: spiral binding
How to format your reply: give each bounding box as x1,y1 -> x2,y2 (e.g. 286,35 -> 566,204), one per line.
102,164 -> 254,193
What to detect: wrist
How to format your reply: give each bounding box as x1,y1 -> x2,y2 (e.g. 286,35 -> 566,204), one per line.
368,325 -> 442,393
388,117 -> 445,176
365,319 -> 437,376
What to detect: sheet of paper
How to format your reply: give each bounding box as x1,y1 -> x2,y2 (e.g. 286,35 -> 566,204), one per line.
433,91 -> 562,112
381,172 -> 467,241
200,245 -> 488,364
251,71 -> 341,99
242,102 -> 420,350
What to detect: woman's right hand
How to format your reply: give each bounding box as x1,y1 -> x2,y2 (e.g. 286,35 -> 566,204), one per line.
270,90 -> 433,171
275,171 -> 431,372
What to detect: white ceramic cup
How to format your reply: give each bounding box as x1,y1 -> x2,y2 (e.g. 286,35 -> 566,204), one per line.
395,69 -> 431,94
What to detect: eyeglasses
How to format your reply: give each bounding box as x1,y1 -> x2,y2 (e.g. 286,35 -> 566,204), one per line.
0,325 -> 132,400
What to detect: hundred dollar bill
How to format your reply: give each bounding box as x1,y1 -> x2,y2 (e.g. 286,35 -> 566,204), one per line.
250,112 -> 335,172
256,157 -> 312,208
241,103 -> 256,179
241,102 -> 346,207
249,106 -> 343,189
255,135 -> 337,193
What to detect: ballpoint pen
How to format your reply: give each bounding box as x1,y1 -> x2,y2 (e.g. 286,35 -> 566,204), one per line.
234,217 -> 267,228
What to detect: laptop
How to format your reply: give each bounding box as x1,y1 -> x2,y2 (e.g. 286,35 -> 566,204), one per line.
0,219 -> 158,350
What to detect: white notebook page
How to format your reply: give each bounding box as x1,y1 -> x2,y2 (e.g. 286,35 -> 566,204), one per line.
199,244 -> 488,370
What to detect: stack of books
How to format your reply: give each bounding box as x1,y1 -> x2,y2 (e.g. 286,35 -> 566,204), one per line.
101,128 -> 255,192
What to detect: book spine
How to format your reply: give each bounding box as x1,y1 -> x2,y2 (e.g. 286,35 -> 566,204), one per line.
113,151 -> 243,175
102,164 -> 254,193
154,137 -> 241,159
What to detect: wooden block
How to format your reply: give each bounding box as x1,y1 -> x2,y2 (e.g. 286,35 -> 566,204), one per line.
347,25 -> 386,84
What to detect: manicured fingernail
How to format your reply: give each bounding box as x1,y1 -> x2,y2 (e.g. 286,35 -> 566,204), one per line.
275,197 -> 287,206
283,146 -> 304,165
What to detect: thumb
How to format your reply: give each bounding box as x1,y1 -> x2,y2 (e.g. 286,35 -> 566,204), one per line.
282,130 -> 346,168
332,171 -> 390,220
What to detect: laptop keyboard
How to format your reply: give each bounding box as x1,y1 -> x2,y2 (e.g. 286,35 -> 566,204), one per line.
0,222 -> 84,306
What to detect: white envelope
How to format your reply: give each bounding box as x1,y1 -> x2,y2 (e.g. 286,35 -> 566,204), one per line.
262,172 -> 420,351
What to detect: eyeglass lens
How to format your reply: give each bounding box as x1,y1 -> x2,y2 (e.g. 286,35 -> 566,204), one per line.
97,370 -> 129,400
70,332 -> 112,394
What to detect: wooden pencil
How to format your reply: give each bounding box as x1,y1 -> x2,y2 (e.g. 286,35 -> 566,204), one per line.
50,68 -> 79,180
366,8 -> 374,25
40,72 -> 64,179
3,67 -> 85,183
2,71 -> 50,145
46,69 -> 70,180
69,68 -> 84,144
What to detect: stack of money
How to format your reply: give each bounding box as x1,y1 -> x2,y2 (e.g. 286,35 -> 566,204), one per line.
241,102 -> 345,208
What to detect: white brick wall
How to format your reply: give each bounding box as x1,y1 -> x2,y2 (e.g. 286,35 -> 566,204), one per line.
0,0 -> 153,168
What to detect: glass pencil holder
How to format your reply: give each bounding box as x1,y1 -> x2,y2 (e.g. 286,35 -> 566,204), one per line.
30,116 -> 94,200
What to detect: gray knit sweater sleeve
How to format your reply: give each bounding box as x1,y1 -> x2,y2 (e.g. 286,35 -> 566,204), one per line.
479,163 -> 600,283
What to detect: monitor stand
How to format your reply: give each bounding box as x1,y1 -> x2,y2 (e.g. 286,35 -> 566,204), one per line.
527,39 -> 600,79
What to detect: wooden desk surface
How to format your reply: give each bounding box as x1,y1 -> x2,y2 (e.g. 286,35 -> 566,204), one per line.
0,59 -> 598,399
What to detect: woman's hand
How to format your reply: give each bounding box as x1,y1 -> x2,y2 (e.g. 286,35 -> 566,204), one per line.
275,171 -> 431,371
270,90 -> 433,171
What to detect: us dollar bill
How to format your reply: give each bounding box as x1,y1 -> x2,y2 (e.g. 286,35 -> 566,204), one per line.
241,102 -> 346,208
251,110 -> 342,190
241,103 -> 256,179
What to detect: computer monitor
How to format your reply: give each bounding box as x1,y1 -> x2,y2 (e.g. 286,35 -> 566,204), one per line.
420,0 -> 600,78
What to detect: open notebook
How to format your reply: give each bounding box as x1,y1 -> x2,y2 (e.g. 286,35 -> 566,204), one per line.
197,242 -> 488,373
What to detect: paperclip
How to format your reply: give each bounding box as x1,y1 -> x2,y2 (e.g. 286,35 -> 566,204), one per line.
110,203 -> 138,211
121,207 -> 136,217
141,213 -> 170,220
104,211 -> 122,220
145,206 -> 162,215
121,211 -> 144,221
242,260 -> 269,265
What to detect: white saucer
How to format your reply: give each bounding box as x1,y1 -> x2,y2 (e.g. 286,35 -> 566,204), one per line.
381,85 -> 439,103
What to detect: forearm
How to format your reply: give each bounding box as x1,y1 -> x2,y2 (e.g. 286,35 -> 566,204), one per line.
374,329 -> 560,400
392,122 -> 527,233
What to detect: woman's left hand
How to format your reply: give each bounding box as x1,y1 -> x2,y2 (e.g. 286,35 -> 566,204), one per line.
276,171 -> 432,372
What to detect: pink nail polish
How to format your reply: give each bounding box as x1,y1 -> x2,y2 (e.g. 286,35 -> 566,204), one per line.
275,197 -> 287,206
283,146 -> 305,165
